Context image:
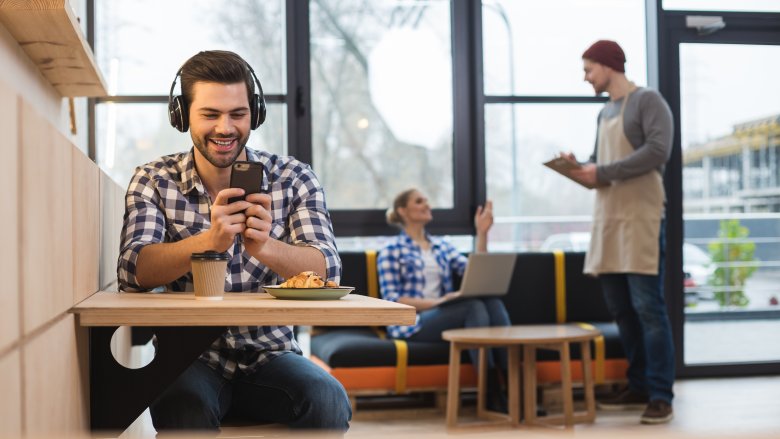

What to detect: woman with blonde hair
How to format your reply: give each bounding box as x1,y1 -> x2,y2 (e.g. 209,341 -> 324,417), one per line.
377,188 -> 510,412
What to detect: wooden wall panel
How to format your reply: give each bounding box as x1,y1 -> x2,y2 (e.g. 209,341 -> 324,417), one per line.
24,315 -> 88,436
0,79 -> 19,351
21,101 -> 73,334
0,349 -> 22,438
100,171 -> 124,290
73,149 -> 99,303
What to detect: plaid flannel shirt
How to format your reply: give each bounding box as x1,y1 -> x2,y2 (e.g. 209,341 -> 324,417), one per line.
377,231 -> 468,338
117,147 -> 341,379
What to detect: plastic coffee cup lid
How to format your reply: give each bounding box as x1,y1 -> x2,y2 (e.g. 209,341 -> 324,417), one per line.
191,250 -> 230,261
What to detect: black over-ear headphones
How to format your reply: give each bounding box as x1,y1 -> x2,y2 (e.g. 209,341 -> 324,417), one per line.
167,61 -> 267,132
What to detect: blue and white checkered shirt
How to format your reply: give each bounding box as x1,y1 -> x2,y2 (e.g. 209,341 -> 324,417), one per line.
118,147 -> 341,379
377,231 -> 467,338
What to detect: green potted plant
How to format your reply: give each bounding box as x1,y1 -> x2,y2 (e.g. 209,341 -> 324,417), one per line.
708,219 -> 757,308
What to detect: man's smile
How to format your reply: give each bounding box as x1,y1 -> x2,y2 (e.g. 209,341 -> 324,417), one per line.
210,137 -> 237,152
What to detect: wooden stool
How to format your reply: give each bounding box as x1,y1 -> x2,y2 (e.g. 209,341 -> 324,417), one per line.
442,324 -> 601,429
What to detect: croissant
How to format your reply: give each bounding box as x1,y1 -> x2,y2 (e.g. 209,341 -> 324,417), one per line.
280,271 -> 338,288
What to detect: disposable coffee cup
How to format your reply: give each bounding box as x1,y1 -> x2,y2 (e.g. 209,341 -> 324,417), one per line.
191,251 -> 229,301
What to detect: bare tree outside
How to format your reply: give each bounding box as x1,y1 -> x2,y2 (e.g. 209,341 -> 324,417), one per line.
309,0 -> 454,210
94,0 -> 287,187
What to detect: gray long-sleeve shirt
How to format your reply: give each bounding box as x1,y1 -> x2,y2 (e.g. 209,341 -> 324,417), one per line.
587,87 -> 674,183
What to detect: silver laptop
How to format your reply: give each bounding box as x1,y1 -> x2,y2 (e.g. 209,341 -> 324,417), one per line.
455,253 -> 517,298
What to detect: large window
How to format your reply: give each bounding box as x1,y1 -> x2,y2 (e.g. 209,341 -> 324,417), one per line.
90,0 -> 649,238
482,0 -> 647,251
310,0 -> 454,211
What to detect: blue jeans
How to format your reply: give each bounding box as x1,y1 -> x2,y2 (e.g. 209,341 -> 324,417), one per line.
409,297 -> 511,369
599,222 -> 675,404
149,352 -> 352,432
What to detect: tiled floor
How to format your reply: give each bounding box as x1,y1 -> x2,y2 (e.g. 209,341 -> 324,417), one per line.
344,375 -> 780,438
120,373 -> 780,438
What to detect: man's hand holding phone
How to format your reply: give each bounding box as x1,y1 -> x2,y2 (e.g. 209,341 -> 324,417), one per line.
207,188 -> 252,252
225,161 -> 272,255
242,193 -> 273,255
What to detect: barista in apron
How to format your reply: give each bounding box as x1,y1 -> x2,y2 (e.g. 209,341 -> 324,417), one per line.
584,87 -> 664,275
569,40 -> 675,425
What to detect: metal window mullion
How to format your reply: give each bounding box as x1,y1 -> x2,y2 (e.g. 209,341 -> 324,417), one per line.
445,0 -> 478,232
286,0 -> 311,163
484,95 -> 609,104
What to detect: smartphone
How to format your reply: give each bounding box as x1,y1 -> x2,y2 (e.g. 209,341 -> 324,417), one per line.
228,161 -> 265,204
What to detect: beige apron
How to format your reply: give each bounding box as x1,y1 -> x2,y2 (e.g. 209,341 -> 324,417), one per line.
584,88 -> 665,276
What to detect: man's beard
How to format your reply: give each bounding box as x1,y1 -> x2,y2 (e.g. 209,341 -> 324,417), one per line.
192,133 -> 249,168
593,77 -> 609,96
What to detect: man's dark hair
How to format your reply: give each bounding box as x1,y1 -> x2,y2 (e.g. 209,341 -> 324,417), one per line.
180,50 -> 255,110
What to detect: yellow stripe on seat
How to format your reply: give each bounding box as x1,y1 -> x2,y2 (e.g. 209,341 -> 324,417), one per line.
365,250 -> 379,299
576,322 -> 606,384
365,250 -> 387,339
552,249 -> 566,323
393,339 -> 409,394
368,249 -> 406,391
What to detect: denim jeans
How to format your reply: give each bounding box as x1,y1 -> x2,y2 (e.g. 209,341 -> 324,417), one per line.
408,297 -> 511,370
149,352 -> 352,432
599,221 -> 675,404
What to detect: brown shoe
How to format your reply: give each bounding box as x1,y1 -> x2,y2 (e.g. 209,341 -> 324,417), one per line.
597,388 -> 649,411
640,400 -> 674,424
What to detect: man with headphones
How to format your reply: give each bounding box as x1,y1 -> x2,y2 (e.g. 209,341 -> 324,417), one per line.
117,50 -> 350,432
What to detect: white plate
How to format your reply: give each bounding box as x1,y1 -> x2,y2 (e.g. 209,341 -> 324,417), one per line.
262,285 -> 355,300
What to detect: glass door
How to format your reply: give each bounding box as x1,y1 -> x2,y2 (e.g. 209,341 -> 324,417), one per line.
661,11 -> 780,375
680,43 -> 780,365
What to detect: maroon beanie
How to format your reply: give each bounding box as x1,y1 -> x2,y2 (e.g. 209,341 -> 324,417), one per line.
582,40 -> 625,72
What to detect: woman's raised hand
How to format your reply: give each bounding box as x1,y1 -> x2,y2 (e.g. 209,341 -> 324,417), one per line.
475,200 -> 494,236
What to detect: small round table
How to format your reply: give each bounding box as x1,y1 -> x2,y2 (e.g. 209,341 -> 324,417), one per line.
442,324 -> 601,429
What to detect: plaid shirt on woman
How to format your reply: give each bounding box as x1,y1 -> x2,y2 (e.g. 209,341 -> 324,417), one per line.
377,231 -> 468,338
117,147 -> 341,379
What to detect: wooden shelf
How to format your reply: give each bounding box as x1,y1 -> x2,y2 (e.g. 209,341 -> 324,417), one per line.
0,0 -> 107,97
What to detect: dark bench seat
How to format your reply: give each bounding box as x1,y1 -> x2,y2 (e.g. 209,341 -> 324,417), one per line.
310,251 -> 628,398
311,327 -> 476,394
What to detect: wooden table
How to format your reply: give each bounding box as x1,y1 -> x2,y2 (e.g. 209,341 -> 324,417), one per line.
442,324 -> 601,429
70,291 -> 415,432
